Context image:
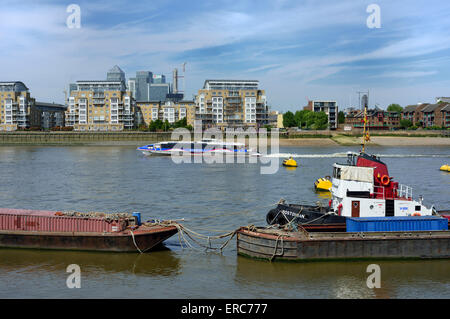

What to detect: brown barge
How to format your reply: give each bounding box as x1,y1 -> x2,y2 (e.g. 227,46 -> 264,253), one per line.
0,208 -> 178,253
236,226 -> 450,261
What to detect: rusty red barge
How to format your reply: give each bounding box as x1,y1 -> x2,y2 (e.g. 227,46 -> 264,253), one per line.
0,208 -> 178,253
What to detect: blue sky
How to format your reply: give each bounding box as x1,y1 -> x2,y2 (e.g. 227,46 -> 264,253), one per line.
1,0 -> 450,111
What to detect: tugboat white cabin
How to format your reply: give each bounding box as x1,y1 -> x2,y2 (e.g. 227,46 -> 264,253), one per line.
331,152 -> 434,218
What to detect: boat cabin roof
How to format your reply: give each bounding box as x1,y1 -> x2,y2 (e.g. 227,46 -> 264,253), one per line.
333,163 -> 374,183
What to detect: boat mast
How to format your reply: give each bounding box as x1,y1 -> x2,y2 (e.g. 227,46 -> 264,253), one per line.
361,103 -> 370,153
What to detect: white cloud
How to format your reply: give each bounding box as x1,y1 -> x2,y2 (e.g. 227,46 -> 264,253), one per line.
1,0 -> 450,107
374,71 -> 438,78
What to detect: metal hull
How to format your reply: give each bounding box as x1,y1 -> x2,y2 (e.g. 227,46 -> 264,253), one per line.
236,227 -> 450,261
0,225 -> 178,253
266,203 -> 346,226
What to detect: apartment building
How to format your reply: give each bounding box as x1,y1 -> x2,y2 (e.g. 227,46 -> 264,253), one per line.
401,102 -> 450,128
65,66 -> 136,131
195,80 -> 268,129
136,100 -> 195,127
421,103 -> 448,128
304,100 -> 338,129
441,104 -> 450,128
0,81 -> 41,131
35,102 -> 66,129
345,107 -> 400,130
401,103 -> 429,126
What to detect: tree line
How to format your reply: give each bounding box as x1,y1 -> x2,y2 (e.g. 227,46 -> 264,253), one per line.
138,117 -> 193,132
282,110 -> 334,130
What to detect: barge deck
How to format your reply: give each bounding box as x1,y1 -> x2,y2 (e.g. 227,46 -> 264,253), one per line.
236,226 -> 450,261
0,208 -> 178,252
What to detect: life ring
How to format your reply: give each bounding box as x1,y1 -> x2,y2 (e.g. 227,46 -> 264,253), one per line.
412,212 -> 421,216
381,175 -> 390,186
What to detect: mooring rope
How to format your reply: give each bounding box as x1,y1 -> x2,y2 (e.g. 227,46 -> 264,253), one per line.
131,199 -> 301,254
130,230 -> 144,254
270,235 -> 284,262
143,220 -> 239,253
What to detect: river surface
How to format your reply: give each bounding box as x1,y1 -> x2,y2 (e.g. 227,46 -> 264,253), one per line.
0,144 -> 449,298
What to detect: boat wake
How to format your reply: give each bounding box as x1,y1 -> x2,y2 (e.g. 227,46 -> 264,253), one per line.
263,153 -> 450,158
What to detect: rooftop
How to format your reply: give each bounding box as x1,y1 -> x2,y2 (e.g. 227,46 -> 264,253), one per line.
421,103 -> 444,113
203,79 -> 260,90
0,81 -> 29,92
35,101 -> 67,110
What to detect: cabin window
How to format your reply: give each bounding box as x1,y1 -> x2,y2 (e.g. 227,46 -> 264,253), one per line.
415,205 -> 421,211
333,167 -> 341,179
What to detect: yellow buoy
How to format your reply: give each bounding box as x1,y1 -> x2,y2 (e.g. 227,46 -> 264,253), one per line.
440,164 -> 450,172
314,176 -> 332,191
282,157 -> 298,167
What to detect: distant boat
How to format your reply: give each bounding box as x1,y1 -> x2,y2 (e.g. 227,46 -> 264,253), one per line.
137,138 -> 261,157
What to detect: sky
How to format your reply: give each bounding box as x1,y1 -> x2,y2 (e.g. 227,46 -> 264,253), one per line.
1,0 -> 450,111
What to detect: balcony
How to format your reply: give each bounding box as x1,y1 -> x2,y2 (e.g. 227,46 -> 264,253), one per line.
92,99 -> 105,105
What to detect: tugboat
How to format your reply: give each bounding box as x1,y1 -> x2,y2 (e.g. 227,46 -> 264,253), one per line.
266,105 -> 438,230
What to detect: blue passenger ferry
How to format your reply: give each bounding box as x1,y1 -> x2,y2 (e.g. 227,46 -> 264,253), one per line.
137,138 -> 261,156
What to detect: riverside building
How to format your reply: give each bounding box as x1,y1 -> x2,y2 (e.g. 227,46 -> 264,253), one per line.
304,100 -> 338,129
195,80 -> 269,129
136,100 -> 196,127
0,81 -> 42,131
65,66 -> 136,131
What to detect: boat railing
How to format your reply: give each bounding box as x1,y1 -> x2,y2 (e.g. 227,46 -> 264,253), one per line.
372,187 -> 386,199
397,184 -> 413,199
373,184 -> 412,200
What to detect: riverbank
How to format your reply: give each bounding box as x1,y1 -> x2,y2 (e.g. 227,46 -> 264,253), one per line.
0,131 -> 448,146
328,135 -> 450,147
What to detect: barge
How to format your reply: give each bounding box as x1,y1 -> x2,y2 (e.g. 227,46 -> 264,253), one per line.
236,226 -> 450,261
0,208 -> 178,253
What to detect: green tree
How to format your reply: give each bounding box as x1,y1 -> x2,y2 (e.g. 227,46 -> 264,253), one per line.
283,111 -> 296,127
338,111 -> 345,124
304,111 -> 316,128
399,119 -> 413,129
163,120 -> 170,131
173,117 -> 187,128
387,104 -> 403,113
294,110 -> 310,128
312,112 -> 328,130
148,119 -> 164,131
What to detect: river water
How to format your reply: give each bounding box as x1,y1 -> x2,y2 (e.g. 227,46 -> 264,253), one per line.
0,144 -> 449,298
